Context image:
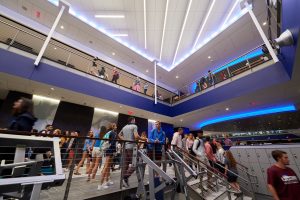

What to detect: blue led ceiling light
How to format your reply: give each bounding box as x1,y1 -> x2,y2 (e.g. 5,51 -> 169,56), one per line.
198,105 -> 297,129
48,0 -> 252,71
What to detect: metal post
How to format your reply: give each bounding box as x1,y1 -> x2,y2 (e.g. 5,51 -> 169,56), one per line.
63,139 -> 79,200
7,30 -> 20,49
154,60 -> 157,104
246,2 -> 279,63
34,5 -> 65,66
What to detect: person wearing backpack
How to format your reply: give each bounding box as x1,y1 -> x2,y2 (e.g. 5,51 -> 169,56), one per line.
98,123 -> 118,190
193,131 -> 206,164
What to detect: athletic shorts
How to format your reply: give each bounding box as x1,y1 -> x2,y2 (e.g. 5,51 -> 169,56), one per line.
92,147 -> 103,158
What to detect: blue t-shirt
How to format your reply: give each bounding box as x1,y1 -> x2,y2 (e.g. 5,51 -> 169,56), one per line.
94,133 -> 101,147
83,138 -> 93,151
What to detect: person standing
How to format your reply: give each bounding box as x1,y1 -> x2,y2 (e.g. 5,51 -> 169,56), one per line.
216,142 -> 225,174
224,135 -> 233,146
171,128 -> 184,150
74,130 -> 94,175
143,82 -> 149,95
224,151 -> 240,193
9,97 -> 37,132
98,123 -> 118,190
118,117 -> 147,188
193,131 -> 205,161
148,121 -> 165,163
111,67 -> 120,84
267,150 -> 300,200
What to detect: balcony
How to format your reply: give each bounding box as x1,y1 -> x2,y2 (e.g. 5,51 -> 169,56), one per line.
0,15 -> 280,110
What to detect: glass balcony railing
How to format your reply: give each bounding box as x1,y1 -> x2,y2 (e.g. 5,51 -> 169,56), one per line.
172,45 -> 273,103
0,15 -> 176,104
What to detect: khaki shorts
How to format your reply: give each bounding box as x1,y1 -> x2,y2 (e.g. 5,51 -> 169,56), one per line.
92,147 -> 103,158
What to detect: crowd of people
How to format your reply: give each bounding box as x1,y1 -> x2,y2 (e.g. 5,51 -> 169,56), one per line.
3,98 -> 300,198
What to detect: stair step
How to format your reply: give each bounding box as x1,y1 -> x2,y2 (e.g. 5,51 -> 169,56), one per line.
222,193 -> 252,200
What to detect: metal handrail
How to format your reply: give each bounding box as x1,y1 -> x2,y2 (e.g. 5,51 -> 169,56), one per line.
178,44 -> 264,92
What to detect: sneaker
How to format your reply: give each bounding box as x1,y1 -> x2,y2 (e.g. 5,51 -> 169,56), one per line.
105,181 -> 114,186
97,184 -> 109,190
122,179 -> 129,188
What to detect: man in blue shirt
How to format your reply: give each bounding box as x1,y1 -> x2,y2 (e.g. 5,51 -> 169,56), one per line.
148,121 -> 165,164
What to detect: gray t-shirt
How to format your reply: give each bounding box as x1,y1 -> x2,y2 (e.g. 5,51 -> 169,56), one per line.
120,124 -> 138,149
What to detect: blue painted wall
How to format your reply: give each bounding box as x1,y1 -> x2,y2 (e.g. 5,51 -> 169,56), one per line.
279,0 -> 300,77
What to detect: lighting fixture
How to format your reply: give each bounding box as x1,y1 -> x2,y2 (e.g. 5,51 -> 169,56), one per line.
193,0 -> 216,49
143,0 -> 147,49
180,119 -> 183,122
94,108 -> 118,115
60,25 -> 64,29
94,15 -> 125,18
208,56 -> 211,59
274,29 -> 294,49
172,0 -> 193,65
221,0 -> 240,28
262,21 -> 267,26
112,34 -> 128,37
225,107 -> 229,111
146,69 -> 149,73
176,75 -> 179,79
159,0 -> 169,60
119,105 -> 122,108
112,52 -> 115,56
50,87 -> 55,90
54,47 -> 57,50
33,95 -> 60,103
148,119 -> 156,123
198,105 -> 296,128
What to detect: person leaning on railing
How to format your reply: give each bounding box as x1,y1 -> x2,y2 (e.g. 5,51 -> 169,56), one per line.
147,121 -> 165,165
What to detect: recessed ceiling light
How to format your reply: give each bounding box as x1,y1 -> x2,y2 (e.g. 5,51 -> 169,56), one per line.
60,25 -> 64,29
175,75 -> 179,79
50,87 -> 54,90
225,107 -> 230,111
208,56 -> 211,59
146,69 -> 149,73
263,21 -> 267,26
112,52 -> 115,56
119,105 -> 122,108
54,47 -> 57,50
180,119 -> 183,122
94,15 -> 125,18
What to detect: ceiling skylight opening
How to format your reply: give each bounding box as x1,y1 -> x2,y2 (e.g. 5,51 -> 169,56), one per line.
172,0 -> 193,66
193,0 -> 216,49
221,0 -> 241,28
143,0 -> 147,49
94,15 -> 125,18
159,0 -> 170,61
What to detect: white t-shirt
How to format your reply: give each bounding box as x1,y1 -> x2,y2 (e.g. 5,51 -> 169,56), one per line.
171,132 -> 182,149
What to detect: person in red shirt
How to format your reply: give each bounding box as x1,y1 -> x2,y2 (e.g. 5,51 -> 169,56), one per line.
267,150 -> 300,200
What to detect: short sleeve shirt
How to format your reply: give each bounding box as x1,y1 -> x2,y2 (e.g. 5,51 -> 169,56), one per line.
120,124 -> 138,149
267,165 -> 300,200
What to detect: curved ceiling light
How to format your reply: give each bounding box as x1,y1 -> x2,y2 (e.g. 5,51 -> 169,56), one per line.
198,104 -> 296,128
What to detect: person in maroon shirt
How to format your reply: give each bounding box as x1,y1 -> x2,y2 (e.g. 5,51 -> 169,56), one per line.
267,150 -> 300,200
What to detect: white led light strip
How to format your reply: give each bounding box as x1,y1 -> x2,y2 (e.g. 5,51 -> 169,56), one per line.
159,0 -> 169,61
172,0 -> 193,66
193,0 -> 216,49
222,0 -> 241,28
